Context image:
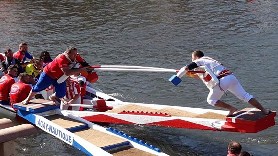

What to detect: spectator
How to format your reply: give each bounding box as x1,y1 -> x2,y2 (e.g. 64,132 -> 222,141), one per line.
13,42 -> 33,63
0,65 -> 18,105
13,42 -> 34,73
9,73 -> 33,109
1,48 -> 16,75
25,58 -> 43,79
227,141 -> 242,156
39,51 -> 53,67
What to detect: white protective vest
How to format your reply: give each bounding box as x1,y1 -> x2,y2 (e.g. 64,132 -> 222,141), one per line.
194,57 -> 226,89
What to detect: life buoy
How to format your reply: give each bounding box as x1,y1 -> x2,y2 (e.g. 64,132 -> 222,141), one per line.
80,70 -> 88,78
87,72 -> 98,83
81,71 -> 98,83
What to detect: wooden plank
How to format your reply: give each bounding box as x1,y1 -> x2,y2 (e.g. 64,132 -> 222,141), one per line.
13,99 -> 58,113
46,115 -> 84,129
108,104 -> 226,119
108,104 -> 159,113
159,107 -> 198,118
195,112 -> 226,120
74,129 -> 125,147
112,148 -> 156,156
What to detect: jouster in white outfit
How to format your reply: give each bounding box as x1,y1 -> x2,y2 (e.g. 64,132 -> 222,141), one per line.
191,56 -> 253,106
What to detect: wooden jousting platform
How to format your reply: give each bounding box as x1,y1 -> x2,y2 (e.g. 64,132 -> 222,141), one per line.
13,99 -> 169,156
70,101 -> 276,133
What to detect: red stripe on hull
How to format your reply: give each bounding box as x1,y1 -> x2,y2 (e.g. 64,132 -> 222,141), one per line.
82,114 -> 133,124
147,119 -> 216,131
81,109 -> 276,133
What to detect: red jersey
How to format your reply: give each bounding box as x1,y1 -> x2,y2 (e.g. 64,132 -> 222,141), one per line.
0,74 -> 15,101
43,54 -> 73,79
66,80 -> 80,99
76,53 -> 85,63
44,53 -> 88,80
9,81 -> 32,106
13,51 -> 25,61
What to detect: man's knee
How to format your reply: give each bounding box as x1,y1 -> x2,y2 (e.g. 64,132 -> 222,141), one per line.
237,93 -> 253,102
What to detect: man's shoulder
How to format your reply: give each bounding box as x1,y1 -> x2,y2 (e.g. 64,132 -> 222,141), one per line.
13,51 -> 20,56
56,54 -> 70,63
3,74 -> 14,80
16,81 -> 31,87
195,56 -> 218,64
46,54 -> 69,68
200,56 -> 216,61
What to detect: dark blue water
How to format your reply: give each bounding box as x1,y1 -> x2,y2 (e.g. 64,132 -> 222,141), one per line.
0,0 -> 277,155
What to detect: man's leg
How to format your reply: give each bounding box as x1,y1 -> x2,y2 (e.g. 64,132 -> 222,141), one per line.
52,81 -> 67,105
227,76 -> 269,115
207,81 -> 237,116
215,100 -> 238,116
49,92 -> 60,104
248,98 -> 269,114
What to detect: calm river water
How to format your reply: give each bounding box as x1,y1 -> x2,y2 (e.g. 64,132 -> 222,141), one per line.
0,0 -> 277,155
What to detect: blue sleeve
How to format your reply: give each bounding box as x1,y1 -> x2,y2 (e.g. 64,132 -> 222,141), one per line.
25,52 -> 34,59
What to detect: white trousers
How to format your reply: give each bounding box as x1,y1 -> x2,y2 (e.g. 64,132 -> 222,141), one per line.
207,75 -> 253,106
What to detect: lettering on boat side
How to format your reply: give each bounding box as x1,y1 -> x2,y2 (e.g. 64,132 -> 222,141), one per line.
36,117 -> 73,145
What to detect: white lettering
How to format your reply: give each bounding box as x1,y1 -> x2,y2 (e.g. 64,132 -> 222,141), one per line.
36,117 -> 73,145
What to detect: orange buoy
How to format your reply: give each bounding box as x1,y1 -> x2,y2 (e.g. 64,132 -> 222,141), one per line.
86,72 -> 98,83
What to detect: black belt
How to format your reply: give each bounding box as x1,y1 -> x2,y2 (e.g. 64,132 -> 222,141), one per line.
217,70 -> 232,79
